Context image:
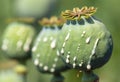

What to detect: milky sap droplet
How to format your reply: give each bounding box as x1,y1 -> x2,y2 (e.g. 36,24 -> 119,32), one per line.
50,39 -> 56,49
86,37 -> 91,44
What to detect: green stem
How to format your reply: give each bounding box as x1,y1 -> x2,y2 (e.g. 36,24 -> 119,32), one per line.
14,59 -> 27,82
82,71 -> 99,82
51,72 -> 64,82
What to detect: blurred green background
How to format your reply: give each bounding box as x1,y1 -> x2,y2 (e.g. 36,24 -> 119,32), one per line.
0,0 -> 120,82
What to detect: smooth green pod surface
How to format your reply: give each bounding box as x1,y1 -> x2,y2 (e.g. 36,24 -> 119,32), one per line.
32,27 -> 68,73
58,17 -> 113,71
1,22 -> 35,58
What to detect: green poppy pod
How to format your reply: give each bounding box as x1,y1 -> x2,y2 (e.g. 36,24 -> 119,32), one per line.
59,7 -> 113,71
1,22 -> 35,59
32,16 -> 68,74
14,0 -> 57,17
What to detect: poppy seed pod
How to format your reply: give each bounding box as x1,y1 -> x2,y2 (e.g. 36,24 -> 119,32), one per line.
32,16 -> 68,74
1,22 -> 35,59
58,6 -> 113,71
14,0 -> 57,17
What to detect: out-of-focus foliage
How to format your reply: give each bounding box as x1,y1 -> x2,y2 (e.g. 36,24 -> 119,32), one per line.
0,0 -> 120,82
0,70 -> 24,82
0,60 -> 26,82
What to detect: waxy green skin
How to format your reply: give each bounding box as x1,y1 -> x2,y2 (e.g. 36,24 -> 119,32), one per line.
58,17 -> 113,71
1,22 -> 35,58
32,27 -> 67,73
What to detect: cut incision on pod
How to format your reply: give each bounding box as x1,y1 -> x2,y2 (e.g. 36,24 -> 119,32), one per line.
59,6 -> 113,82
1,22 -> 35,59
32,16 -> 67,82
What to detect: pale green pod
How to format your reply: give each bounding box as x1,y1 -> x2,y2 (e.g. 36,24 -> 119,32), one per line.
14,0 -> 57,17
32,26 -> 68,73
1,22 -> 35,58
0,70 -> 24,82
58,16 -> 113,71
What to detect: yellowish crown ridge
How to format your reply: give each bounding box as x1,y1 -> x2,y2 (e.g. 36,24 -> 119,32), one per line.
39,16 -> 66,27
6,17 -> 35,23
61,6 -> 97,20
